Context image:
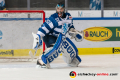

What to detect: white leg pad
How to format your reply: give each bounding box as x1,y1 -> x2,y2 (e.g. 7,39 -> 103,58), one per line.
68,57 -> 80,67
62,53 -> 81,67
62,52 -> 72,64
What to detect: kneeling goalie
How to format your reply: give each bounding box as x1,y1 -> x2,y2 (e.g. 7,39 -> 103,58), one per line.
32,1 -> 83,68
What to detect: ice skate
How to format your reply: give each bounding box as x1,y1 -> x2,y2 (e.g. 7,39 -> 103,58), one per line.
36,60 -> 46,68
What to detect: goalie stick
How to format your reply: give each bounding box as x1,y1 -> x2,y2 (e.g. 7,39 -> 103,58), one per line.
29,32 -> 43,61
29,48 -> 38,61
29,42 -> 42,61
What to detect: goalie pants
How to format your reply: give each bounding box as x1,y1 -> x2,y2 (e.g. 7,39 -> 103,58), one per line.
43,34 -> 57,48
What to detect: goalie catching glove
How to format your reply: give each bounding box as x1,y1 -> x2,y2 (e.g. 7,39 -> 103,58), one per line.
69,28 -> 84,42
32,32 -> 42,49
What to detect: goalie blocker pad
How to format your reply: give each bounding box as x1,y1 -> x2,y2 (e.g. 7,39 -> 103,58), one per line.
41,33 -> 81,65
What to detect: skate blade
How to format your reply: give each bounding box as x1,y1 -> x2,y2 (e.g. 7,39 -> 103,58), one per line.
36,65 -> 46,68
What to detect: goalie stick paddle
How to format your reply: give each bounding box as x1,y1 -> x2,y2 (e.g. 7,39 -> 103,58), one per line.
29,44 -> 43,61
29,49 -> 38,61
29,42 -> 40,61
29,32 -> 42,61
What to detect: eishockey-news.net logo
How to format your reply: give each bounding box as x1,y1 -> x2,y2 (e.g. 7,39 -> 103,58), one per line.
69,71 -> 118,78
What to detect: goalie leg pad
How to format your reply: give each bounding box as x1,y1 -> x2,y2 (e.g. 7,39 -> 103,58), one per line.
41,34 -> 63,64
62,37 -> 81,66
68,56 -> 81,67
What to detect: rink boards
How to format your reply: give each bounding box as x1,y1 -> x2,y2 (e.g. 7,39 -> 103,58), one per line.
0,47 -> 119,57
0,13 -> 120,57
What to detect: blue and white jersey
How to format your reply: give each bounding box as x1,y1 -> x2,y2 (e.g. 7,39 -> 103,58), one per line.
37,13 -> 74,37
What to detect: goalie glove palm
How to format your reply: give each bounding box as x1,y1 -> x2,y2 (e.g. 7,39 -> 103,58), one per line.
69,29 -> 84,42
32,32 -> 42,49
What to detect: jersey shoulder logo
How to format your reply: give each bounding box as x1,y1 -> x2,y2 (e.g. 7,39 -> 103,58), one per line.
46,19 -> 51,24
69,16 -> 72,19
55,17 -> 60,22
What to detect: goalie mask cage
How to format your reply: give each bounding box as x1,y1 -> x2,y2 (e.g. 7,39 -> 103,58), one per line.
0,10 -> 45,62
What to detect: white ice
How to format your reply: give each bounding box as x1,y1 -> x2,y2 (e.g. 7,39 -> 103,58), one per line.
0,54 -> 120,80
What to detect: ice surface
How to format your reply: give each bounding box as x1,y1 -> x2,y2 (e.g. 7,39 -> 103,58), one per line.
0,54 -> 120,80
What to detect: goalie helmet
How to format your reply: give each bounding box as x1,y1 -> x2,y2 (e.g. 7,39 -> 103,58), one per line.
56,1 -> 65,17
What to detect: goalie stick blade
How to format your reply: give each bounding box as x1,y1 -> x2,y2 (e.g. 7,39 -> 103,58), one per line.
29,51 -> 34,61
